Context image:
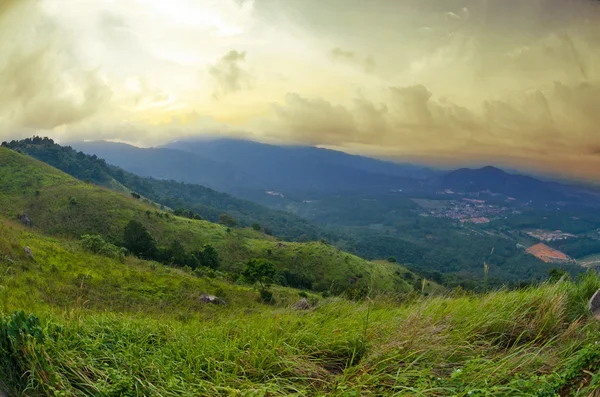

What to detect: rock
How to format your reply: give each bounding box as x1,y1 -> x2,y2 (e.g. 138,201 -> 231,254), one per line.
24,246 -> 33,258
293,298 -> 311,310
199,294 -> 226,305
589,289 -> 600,320
18,212 -> 31,227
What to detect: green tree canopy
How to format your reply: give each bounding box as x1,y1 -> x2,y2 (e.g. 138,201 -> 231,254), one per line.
123,220 -> 157,260
219,213 -> 238,228
242,258 -> 276,292
200,244 -> 219,270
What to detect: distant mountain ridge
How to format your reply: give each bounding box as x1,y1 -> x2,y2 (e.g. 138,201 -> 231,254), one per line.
71,138 -> 436,203
70,137 -> 600,206
433,165 -> 600,203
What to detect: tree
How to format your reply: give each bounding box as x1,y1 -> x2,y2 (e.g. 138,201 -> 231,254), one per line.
252,223 -> 262,231
169,239 -> 187,266
242,259 -> 276,302
200,244 -> 219,270
123,220 -> 157,259
219,213 -> 238,228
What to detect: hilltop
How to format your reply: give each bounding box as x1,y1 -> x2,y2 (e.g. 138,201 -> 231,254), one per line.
0,146 -> 414,295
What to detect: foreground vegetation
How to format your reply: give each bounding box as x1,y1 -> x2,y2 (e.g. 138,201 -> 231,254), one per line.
1,220 -> 600,396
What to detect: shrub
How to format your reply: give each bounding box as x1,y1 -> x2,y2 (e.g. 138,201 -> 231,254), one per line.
259,289 -> 274,304
80,234 -> 125,262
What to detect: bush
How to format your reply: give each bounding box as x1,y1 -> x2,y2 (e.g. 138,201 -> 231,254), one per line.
80,234 -> 125,262
259,289 -> 274,304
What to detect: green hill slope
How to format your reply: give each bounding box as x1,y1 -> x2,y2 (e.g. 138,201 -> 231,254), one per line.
0,147 -> 412,295
2,137 -> 333,242
0,217 -> 599,396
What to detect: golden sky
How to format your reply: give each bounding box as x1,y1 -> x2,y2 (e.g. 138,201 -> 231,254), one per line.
1,0 -> 600,181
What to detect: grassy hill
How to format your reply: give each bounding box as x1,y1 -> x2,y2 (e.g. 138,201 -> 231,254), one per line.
1,217 -> 600,395
2,138 -> 333,243
0,146 -> 412,295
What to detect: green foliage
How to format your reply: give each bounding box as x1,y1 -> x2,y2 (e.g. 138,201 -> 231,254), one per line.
548,267 -> 569,282
386,256 -> 396,263
123,220 -> 157,260
80,234 -> 126,262
0,311 -> 50,393
252,223 -> 261,231
242,258 -> 276,294
199,243 -> 219,270
168,239 -> 187,266
259,289 -> 274,304
219,213 -> 238,228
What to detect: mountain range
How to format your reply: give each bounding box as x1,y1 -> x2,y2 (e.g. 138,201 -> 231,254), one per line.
70,138 -> 600,207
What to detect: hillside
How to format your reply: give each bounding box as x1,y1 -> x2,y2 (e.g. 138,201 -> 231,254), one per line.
0,146 -> 412,295
0,218 -> 600,395
6,138 -> 593,287
2,138 -> 334,243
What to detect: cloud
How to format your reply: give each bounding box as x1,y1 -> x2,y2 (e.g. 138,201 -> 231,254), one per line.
271,93 -> 358,145
1,0 -> 600,181
209,50 -> 252,98
0,0 -> 111,131
329,47 -> 376,73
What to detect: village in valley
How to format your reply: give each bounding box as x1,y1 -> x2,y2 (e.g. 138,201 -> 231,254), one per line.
412,197 -> 519,224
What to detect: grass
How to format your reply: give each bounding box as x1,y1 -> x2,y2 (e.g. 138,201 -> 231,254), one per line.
0,147 -> 412,295
1,218 -> 600,395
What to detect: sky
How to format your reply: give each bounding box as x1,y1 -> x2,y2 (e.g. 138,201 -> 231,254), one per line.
1,0 -> 600,181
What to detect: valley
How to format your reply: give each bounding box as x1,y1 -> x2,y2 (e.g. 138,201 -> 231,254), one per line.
11,137 -> 598,288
